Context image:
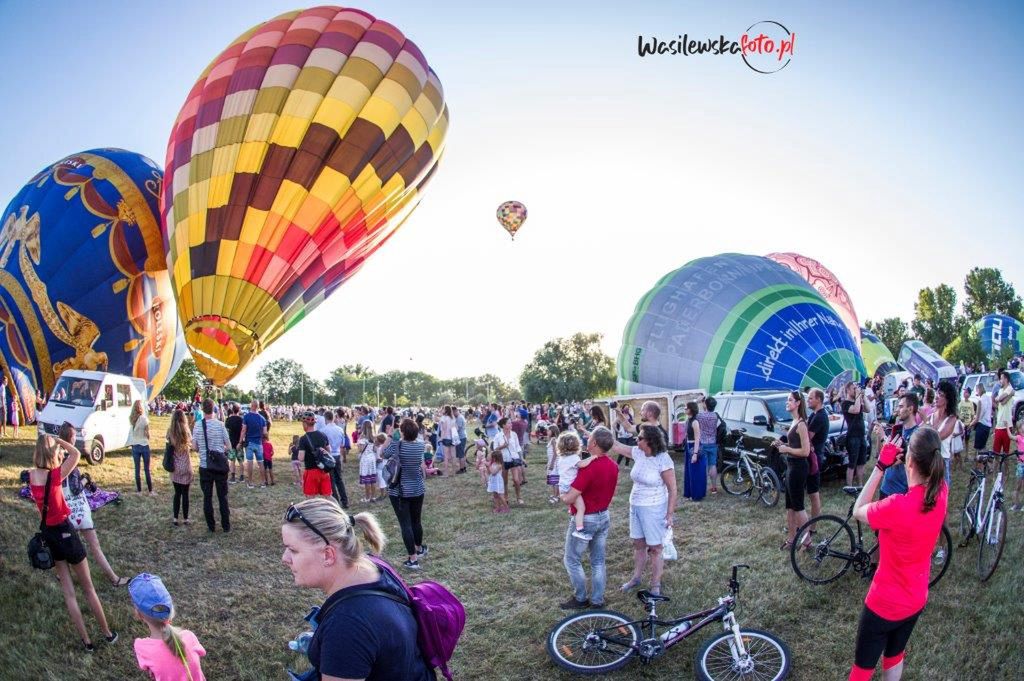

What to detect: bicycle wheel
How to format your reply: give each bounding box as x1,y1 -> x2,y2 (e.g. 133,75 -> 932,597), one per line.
791,515 -> 856,585
721,464 -> 753,496
546,609 -> 639,674
464,442 -> 477,461
978,503 -> 1007,582
928,525 -> 953,588
958,476 -> 980,544
695,628 -> 791,681
758,468 -> 781,508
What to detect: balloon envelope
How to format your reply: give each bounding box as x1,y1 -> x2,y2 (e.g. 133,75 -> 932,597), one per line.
496,200 -> 527,239
859,327 -> 900,377
766,252 -> 860,346
0,149 -> 187,416
974,314 -> 1023,356
618,253 -> 866,394
163,6 -> 449,384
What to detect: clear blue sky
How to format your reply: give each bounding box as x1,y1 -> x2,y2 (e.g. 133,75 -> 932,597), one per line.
1,1 -> 1021,389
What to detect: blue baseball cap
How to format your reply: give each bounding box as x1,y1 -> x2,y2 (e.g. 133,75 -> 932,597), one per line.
129,573 -> 173,621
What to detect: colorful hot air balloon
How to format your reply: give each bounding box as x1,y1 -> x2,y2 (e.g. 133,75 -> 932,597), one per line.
974,314 -> 1023,357
860,327 -> 900,377
766,252 -> 860,346
163,6 -> 449,385
618,253 -> 866,394
496,200 -> 527,239
0,149 -> 187,420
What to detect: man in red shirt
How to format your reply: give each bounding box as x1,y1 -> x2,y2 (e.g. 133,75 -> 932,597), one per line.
560,427 -> 619,609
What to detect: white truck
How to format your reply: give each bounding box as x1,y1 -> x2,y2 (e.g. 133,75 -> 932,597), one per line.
594,389 -> 707,452
36,370 -> 148,464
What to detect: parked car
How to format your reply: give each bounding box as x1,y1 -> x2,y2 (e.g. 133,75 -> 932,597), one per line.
714,390 -> 848,479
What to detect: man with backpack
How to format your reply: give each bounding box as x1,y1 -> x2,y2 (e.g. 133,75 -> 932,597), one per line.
298,412 -> 333,499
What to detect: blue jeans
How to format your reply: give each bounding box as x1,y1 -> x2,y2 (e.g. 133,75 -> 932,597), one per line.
131,444 -> 152,492
563,510 -> 610,605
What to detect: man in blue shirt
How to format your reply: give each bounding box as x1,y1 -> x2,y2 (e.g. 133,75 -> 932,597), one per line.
484,404 -> 500,439
240,399 -> 268,488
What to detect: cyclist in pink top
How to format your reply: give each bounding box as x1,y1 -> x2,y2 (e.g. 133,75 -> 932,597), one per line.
848,426 -> 948,680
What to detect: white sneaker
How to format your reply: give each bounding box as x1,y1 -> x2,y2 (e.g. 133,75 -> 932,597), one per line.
571,529 -> 593,542
933,548 -> 945,564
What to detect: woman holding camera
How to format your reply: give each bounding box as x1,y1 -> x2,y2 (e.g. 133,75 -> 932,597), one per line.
281,498 -> 433,679
28,435 -> 118,651
848,428 -> 947,680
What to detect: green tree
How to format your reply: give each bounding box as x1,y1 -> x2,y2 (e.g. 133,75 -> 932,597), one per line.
519,332 -> 615,402
962,267 -> 1023,321
942,325 -> 987,369
911,284 -> 960,352
256,358 -> 308,403
159,359 -> 204,401
864,318 -> 910,358
221,384 -> 255,404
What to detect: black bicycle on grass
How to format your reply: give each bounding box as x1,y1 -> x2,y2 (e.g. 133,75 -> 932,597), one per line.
790,485 -> 953,587
547,565 -> 790,680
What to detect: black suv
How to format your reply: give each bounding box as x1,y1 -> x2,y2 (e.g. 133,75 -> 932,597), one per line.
714,390 -> 847,479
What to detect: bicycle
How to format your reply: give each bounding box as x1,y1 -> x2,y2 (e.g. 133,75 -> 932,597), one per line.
547,564 -> 790,680
958,450 -> 1011,581
720,435 -> 781,507
791,486 -> 953,587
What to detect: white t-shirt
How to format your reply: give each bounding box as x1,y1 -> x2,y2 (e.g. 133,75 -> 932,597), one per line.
128,415 -> 149,446
557,454 -> 580,489
319,423 -> 346,456
995,386 -> 1015,428
546,441 -> 557,469
439,415 -> 455,439
492,430 -> 522,463
629,448 -> 674,507
863,387 -> 877,429
977,393 -> 993,427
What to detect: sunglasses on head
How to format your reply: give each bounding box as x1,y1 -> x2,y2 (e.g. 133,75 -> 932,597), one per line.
286,504 -> 329,545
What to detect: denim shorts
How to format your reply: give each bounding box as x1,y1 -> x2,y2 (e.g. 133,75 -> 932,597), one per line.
629,500 -> 669,546
701,443 -> 718,466
245,441 -> 264,462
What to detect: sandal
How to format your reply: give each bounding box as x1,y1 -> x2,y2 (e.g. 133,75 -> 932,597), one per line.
780,540 -> 794,551
112,576 -> 130,588
620,577 -> 642,592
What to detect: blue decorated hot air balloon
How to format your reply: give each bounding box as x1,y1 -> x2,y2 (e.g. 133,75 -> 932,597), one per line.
974,314 -> 1023,357
618,253 -> 866,394
0,149 -> 186,420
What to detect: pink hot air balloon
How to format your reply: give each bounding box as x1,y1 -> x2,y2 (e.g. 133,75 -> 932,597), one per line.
766,252 -> 860,346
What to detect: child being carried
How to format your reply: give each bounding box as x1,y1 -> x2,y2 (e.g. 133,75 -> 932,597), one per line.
556,431 -> 594,542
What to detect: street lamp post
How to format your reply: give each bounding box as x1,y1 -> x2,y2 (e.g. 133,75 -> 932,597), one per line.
300,376 -> 304,405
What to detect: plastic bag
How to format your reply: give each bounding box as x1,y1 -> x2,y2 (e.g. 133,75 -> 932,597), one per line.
663,527 -> 678,561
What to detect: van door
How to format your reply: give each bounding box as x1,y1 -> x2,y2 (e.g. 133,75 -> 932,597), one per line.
113,383 -> 133,447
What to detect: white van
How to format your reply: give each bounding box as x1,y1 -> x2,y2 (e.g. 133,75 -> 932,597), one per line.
36,370 -> 148,465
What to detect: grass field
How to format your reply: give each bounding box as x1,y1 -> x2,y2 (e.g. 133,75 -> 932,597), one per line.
0,416 -> 1021,680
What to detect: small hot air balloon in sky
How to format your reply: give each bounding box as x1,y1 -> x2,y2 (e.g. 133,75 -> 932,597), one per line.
618,253 -> 865,394
496,200 -> 527,239
766,252 -> 861,346
163,6 -> 449,385
0,149 -> 187,420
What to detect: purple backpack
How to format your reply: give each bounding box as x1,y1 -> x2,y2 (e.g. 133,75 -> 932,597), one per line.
369,556 -> 465,681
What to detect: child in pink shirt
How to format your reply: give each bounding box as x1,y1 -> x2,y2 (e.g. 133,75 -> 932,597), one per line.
1012,419 -> 1024,511
130,573 -> 206,681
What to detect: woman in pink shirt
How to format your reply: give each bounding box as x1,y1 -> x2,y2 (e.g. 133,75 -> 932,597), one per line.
848,426 -> 948,680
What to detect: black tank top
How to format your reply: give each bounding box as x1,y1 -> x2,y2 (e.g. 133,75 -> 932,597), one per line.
787,421 -> 803,453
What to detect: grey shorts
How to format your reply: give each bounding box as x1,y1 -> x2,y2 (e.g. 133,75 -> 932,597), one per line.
629,500 -> 669,546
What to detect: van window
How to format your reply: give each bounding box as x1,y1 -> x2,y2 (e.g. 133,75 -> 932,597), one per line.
104,385 -> 114,405
745,400 -> 769,423
117,384 -> 131,408
725,399 -> 746,421
50,376 -> 101,406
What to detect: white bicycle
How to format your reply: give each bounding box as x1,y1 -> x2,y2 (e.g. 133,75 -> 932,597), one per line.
958,451 -> 1011,581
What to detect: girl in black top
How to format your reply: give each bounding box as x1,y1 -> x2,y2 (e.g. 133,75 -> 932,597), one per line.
772,391 -> 811,550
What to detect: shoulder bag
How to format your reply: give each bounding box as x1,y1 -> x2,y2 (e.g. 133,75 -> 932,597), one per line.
384,442 -> 403,488
27,469 -> 56,570
202,419 -> 229,473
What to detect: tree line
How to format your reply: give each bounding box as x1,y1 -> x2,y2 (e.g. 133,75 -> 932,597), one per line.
864,267 -> 1021,368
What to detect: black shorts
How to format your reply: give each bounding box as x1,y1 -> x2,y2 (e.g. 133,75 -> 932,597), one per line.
806,469 -> 821,495
503,460 -> 523,471
43,520 -> 87,565
441,439 -> 453,447
785,457 -> 808,511
263,460 -> 273,470
847,434 -> 868,468
853,605 -> 921,670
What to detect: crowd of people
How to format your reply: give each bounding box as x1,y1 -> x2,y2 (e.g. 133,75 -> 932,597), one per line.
21,363 -> 1024,680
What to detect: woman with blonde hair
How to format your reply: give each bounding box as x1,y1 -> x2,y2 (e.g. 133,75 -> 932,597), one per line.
28,434 -> 118,651
129,400 -> 154,496
280,499 -> 433,679
167,410 -> 195,526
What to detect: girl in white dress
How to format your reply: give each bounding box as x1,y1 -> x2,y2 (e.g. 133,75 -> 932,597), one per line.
357,421 -> 377,503
373,433 -> 389,502
487,450 -> 508,513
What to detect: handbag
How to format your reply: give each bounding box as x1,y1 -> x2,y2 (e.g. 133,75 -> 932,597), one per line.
662,527 -> 678,561
162,440 -> 176,473
27,469 -> 56,570
201,419 -> 229,473
303,435 -> 336,470
384,442 -> 403,488
951,419 -> 965,455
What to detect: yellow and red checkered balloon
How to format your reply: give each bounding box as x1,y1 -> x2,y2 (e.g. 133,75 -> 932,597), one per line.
162,6 -> 449,384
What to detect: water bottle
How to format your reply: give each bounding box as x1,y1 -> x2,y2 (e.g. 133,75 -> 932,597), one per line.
288,631 -> 314,654
665,621 -> 691,640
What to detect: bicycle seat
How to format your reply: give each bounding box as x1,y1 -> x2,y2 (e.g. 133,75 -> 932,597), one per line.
637,590 -> 670,604
842,486 -> 863,498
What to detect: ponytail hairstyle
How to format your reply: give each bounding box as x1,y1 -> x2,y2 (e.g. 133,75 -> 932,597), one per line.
908,427 -> 945,513
282,498 -> 386,568
135,608 -> 193,681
